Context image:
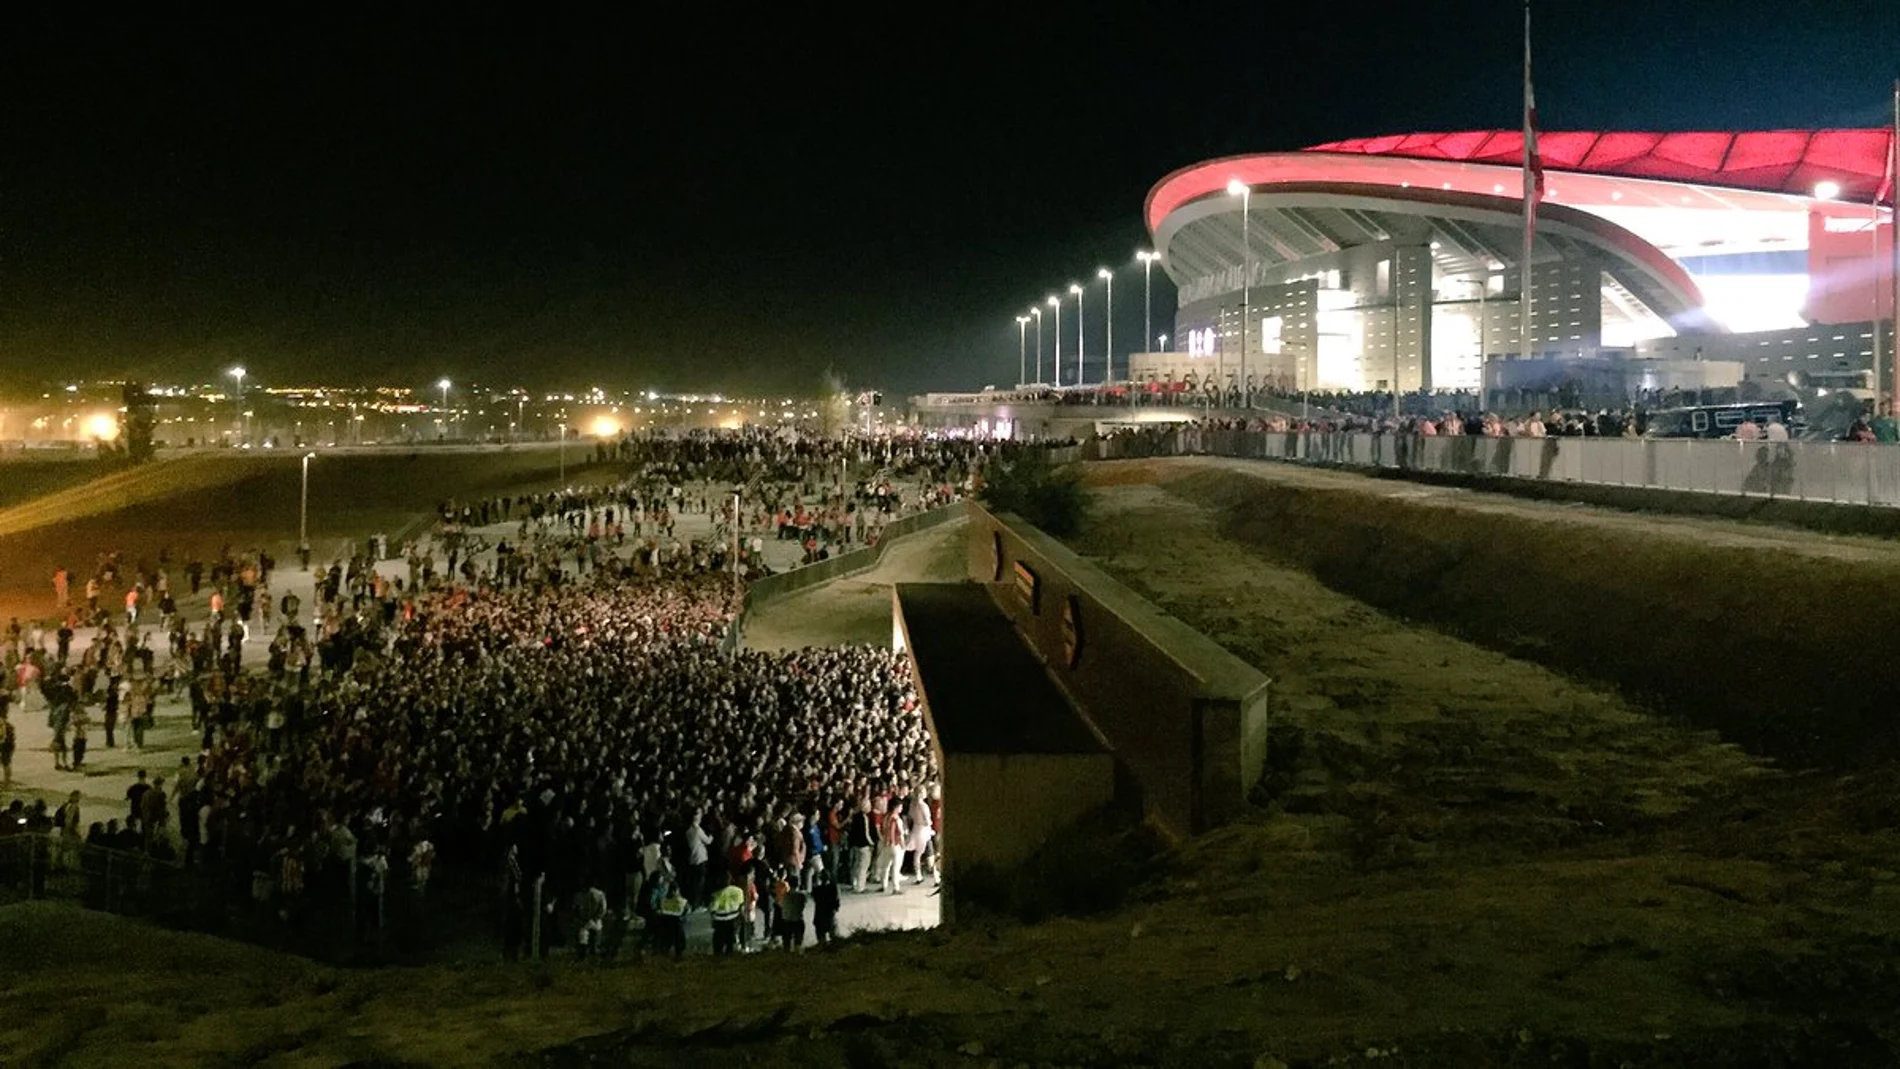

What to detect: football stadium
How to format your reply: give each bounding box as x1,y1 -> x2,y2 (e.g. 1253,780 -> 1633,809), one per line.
1139,129 -> 1896,399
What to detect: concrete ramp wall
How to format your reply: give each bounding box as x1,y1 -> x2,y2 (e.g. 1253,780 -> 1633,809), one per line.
964,501 -> 1271,836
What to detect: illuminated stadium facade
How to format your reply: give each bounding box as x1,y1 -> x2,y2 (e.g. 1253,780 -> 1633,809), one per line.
1143,129 -> 1896,396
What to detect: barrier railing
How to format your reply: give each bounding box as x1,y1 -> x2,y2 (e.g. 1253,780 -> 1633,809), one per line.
0,834 -> 198,917
743,504 -> 965,608
1097,428 -> 1900,508
0,832 -> 460,962
740,444 -> 1082,609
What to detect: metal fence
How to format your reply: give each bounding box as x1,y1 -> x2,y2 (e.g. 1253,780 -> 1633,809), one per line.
1098,427 -> 1900,508
0,832 -> 468,962
0,833 -> 200,918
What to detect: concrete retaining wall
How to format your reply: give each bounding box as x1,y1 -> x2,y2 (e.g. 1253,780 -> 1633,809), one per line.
964,501 -> 1271,836
941,753 -> 1116,869
743,505 -> 963,607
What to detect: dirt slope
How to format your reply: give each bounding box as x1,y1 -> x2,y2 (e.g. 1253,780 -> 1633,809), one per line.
1090,457 -> 1900,767
8,464 -> 1900,1066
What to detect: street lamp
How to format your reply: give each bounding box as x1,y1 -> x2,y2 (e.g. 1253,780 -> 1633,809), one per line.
1015,315 -> 1030,387
299,452 -> 316,567
1228,178 -> 1252,408
1137,251 -> 1160,363
557,422 -> 567,484
1047,295 -> 1062,388
730,487 -> 743,601
1069,282 -> 1085,387
1030,306 -> 1044,385
229,366 -> 246,443
1097,267 -> 1115,383
437,378 -> 451,438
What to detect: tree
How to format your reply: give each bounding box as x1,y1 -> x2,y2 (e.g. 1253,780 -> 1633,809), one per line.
817,369 -> 851,438
121,383 -> 157,463
977,448 -> 1088,537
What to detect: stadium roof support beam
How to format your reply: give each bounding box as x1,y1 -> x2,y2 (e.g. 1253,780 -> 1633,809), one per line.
1275,207 -> 1344,253
1333,206 -> 1393,242
1163,237 -> 1218,279
1193,219 -> 1260,269
1425,225 -> 1486,272
1437,217 -> 1512,269
1245,209 -> 1307,264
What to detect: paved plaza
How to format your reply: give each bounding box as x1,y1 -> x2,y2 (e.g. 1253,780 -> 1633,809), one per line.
3,475 -> 942,950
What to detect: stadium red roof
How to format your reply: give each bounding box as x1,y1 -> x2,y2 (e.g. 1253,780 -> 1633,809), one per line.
1305,129 -> 1895,203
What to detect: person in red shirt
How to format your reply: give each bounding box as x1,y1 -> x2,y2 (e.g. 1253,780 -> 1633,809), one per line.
823,802 -> 844,883
874,801 -> 906,893
727,833 -> 754,884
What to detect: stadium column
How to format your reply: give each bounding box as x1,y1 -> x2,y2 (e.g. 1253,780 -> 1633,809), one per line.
1393,243 -> 1435,397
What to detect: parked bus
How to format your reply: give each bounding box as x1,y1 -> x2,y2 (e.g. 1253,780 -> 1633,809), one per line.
1644,399 -> 1805,439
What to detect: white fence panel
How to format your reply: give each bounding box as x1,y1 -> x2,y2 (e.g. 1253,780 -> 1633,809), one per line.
1096,427 -> 1900,509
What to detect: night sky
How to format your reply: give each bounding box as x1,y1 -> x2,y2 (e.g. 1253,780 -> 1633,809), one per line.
2,3 -> 1894,396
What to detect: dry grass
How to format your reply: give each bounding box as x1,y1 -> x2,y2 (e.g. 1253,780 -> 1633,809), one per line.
0,447 -> 616,620
7,458 -> 1900,1065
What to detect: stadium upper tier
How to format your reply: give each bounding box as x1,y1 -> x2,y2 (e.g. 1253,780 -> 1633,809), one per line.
1147,129 -> 1895,344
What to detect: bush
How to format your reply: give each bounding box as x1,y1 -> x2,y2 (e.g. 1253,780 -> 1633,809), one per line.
977,450 -> 1089,536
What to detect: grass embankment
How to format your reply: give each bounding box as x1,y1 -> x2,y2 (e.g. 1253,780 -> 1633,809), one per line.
0,456 -> 132,512
1148,462 -> 1900,768
0,447 -> 611,620
1063,471 -> 1900,1066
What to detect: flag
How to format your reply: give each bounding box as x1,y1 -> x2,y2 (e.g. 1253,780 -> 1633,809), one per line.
1880,125 -> 1895,206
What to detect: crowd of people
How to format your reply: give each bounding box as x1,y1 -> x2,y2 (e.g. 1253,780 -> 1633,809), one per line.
1,427 -> 1070,959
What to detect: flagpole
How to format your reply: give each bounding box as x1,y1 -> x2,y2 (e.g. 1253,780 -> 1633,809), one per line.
1519,2 -> 1537,370
1890,78 -> 1899,416
1876,167 -> 1885,416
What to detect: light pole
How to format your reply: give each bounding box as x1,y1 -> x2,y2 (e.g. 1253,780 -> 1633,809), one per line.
1097,267 -> 1115,383
229,366 -> 246,443
730,488 -> 742,602
1137,251 -> 1159,364
1228,178 -> 1251,408
299,452 -> 315,566
1030,306 -> 1044,385
557,422 -> 566,484
1069,282 -> 1085,387
1047,295 -> 1062,388
1015,315 -> 1030,387
437,378 -> 451,438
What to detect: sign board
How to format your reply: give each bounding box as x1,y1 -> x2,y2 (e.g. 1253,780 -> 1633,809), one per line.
1012,560 -> 1040,614
1061,594 -> 1084,667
